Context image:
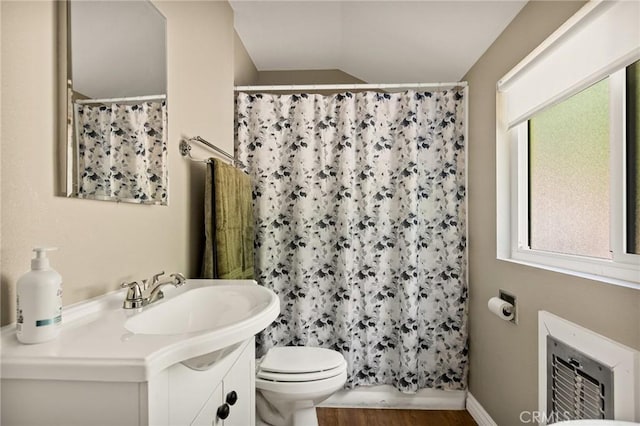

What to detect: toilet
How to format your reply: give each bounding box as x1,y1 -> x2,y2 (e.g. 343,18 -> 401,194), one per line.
255,346 -> 347,426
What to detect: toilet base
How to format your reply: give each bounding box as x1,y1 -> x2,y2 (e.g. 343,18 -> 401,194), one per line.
256,416 -> 270,426
255,347 -> 347,426
256,406 -> 318,426
293,407 -> 318,426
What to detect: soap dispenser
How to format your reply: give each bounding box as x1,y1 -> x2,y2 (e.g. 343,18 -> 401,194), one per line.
16,247 -> 63,344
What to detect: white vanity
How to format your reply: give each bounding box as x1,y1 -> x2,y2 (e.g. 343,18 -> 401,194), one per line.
1,279 -> 279,426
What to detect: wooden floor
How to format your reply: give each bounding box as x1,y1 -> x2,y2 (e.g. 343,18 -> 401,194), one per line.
317,407 -> 477,426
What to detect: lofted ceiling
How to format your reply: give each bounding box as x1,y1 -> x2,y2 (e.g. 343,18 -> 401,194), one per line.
230,1 -> 528,84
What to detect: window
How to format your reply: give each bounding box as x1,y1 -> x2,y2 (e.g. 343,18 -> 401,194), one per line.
528,79 -> 610,259
497,1 -> 640,288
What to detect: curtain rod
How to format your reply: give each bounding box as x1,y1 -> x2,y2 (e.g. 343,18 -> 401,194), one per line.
75,94 -> 166,105
234,82 -> 467,92
179,136 -> 243,166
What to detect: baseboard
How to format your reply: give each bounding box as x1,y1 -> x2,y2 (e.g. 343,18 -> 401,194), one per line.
318,385 -> 466,410
466,393 -> 497,426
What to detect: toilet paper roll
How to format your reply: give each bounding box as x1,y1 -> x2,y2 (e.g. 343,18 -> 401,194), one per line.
488,297 -> 515,321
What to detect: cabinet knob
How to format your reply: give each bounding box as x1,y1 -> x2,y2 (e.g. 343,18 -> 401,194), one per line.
226,390 -> 238,406
216,403 -> 230,420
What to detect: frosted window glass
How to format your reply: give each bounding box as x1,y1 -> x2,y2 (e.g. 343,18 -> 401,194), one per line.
627,60 -> 640,255
529,79 -> 611,259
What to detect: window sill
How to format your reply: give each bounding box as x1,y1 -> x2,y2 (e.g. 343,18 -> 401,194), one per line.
498,251 -> 640,291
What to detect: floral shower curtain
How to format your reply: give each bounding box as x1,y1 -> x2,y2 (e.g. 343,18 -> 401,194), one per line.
75,100 -> 168,204
236,89 -> 467,392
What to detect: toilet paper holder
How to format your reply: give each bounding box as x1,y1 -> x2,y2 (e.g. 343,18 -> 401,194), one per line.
498,289 -> 517,324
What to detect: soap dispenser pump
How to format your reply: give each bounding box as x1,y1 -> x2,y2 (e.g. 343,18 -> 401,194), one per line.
16,247 -> 63,344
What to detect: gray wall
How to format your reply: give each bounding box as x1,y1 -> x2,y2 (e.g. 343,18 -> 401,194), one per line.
463,1 -> 640,424
233,35 -> 362,88
256,69 -> 364,86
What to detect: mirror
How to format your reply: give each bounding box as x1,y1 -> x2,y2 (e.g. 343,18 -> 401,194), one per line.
59,0 -> 168,205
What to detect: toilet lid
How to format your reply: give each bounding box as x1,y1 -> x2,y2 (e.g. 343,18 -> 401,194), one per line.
259,346 -> 345,374
257,360 -> 346,382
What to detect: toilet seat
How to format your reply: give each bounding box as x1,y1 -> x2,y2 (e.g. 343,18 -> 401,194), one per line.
258,346 -> 345,374
256,368 -> 348,395
256,346 -> 347,383
257,359 -> 347,382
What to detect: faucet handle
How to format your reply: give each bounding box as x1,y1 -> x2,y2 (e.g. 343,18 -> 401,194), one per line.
142,271 -> 165,289
121,281 -> 143,309
151,271 -> 165,284
121,280 -> 141,290
170,272 -> 186,286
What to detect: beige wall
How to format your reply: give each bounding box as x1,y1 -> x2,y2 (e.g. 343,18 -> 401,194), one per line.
234,31 -> 258,86
464,1 -> 640,424
0,0 -> 235,325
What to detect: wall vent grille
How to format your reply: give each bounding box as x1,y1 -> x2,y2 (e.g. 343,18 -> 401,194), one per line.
547,335 -> 614,423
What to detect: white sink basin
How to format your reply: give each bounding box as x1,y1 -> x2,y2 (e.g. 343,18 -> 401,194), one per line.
125,284 -> 275,335
1,279 -> 280,382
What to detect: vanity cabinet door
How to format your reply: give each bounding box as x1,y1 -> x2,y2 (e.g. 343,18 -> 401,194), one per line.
190,382 -> 224,426
189,338 -> 255,426
221,339 -> 255,426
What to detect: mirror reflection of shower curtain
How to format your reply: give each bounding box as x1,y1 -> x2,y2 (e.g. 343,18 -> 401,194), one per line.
74,100 -> 168,204
236,89 -> 468,392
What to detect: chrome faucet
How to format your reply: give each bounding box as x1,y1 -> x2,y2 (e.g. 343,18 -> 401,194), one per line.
144,271 -> 186,304
121,271 -> 186,309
